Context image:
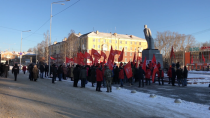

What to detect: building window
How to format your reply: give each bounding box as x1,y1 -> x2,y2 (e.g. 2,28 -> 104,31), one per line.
109,40 -> 112,43
125,58 -> 127,62
109,46 -> 111,50
119,46 -> 122,50
125,47 -> 127,51
125,41 -> 127,44
115,40 -> 117,43
98,39 -> 100,42
130,47 -> 132,50
130,52 -> 132,56
115,58 -> 117,61
98,45 -> 100,49
139,42 -> 141,45
93,39 -> 95,42
104,39 -> 106,42
130,58 -> 132,61
125,52 -> 127,56
120,41 -> 122,44
115,46 -> 117,50
135,47 -> 136,51
135,42 -> 137,45
130,42 -> 132,44
93,45 -> 95,48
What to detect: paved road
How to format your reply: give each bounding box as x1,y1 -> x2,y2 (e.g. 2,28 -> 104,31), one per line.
114,80 -> 210,105
0,71 -> 209,118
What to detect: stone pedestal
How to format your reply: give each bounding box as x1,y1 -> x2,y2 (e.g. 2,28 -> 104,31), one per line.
142,49 -> 163,68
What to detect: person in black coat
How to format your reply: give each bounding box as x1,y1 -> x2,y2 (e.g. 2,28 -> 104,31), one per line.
4,62 -> 9,78
176,68 -> 183,86
12,64 -> 19,81
58,65 -> 63,81
28,63 -> 34,81
137,66 -> 145,87
183,66 -> 188,86
40,64 -> 45,78
73,65 -> 80,87
114,66 -> 119,84
45,65 -> 49,77
171,64 -> 176,86
52,64 -> 57,83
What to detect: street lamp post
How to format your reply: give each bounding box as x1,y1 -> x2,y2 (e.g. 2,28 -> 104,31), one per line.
49,0 -> 70,76
20,30 -> 31,68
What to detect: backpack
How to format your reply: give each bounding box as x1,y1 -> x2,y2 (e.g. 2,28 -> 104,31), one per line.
106,70 -> 112,78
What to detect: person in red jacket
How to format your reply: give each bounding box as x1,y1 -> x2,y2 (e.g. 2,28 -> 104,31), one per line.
22,65 -> 27,74
167,66 -> 172,84
145,67 -> 151,85
96,67 -> 103,92
158,67 -> 164,85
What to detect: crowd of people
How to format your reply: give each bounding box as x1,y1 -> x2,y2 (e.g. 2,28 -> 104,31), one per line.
0,61 -> 189,92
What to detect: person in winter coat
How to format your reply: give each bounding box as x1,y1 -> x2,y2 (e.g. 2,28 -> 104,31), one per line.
52,64 -> 58,83
167,66 -> 172,84
28,63 -> 34,81
183,66 -> 188,86
176,68 -> 183,86
58,65 -> 63,81
90,66 -> 96,87
33,65 -> 39,81
22,65 -> 26,74
96,67 -> 103,92
137,66 -> 145,87
12,64 -> 19,81
171,64 -> 176,86
63,65 -> 67,80
40,64 -> 45,78
45,65 -> 49,77
119,67 -> 124,87
73,65 -> 80,87
4,62 -> 9,78
145,67 -> 151,85
158,67 -> 164,85
79,66 -> 87,88
70,65 -> 74,81
104,65 -> 113,92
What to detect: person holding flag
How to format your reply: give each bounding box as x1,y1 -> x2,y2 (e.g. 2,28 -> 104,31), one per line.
158,67 -> 164,85
145,65 -> 151,85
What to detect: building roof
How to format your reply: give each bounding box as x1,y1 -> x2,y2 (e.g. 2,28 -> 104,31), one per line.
83,31 -> 146,42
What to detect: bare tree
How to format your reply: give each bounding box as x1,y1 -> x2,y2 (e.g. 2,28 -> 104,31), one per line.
27,48 -> 33,52
154,31 -> 196,59
43,31 -> 50,64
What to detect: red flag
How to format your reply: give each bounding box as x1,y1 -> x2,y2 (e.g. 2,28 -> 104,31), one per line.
101,51 -> 107,59
84,52 -> 91,59
79,52 -> 84,59
74,57 -> 77,62
50,56 -> 56,60
118,48 -> 124,62
91,49 -> 101,58
123,61 -> 133,79
66,57 -> 72,63
90,55 -> 93,64
136,56 -> 139,68
202,54 -> 205,63
151,54 -> 156,67
142,57 -> 146,72
132,52 -> 136,65
152,64 -> 158,82
191,56 -> 193,64
170,46 -> 175,59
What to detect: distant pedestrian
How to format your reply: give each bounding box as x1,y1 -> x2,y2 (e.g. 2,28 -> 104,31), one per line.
58,65 -> 63,81
63,65 -> 67,80
45,64 -> 49,77
22,65 -> 26,74
79,66 -> 87,88
183,66 -> 188,86
12,64 -> 19,81
33,65 -> 39,81
90,66 -> 96,87
104,65 -> 113,92
158,67 -> 164,85
70,65 -> 74,81
96,66 -> 103,92
73,65 -> 80,87
40,64 -> 45,79
171,64 -> 176,86
4,62 -> 9,78
52,64 -> 57,83
137,66 -> 145,87
145,67 -> 151,85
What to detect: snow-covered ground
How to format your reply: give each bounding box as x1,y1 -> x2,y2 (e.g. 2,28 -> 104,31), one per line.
41,76 -> 210,118
189,70 -> 210,74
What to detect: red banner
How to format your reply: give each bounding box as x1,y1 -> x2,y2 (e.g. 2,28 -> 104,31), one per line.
132,52 -> 136,65
84,52 -> 91,59
119,69 -> 124,79
151,54 -> 156,67
50,56 -> 56,60
91,49 -> 101,59
170,46 -> 175,59
142,57 -> 146,72
101,51 -> 107,59
202,54 -> 205,63
123,61 -> 133,79
118,48 -> 124,62
152,64 -> 158,82
66,57 -> 73,63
